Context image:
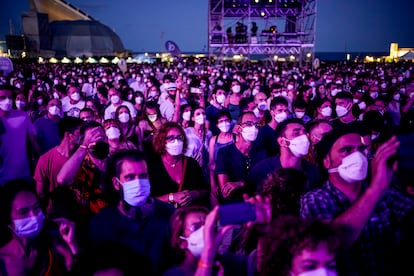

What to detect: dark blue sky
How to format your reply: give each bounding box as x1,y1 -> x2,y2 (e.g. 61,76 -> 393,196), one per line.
1,0 -> 414,53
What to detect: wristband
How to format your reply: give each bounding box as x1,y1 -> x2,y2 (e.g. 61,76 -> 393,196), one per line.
198,260 -> 213,268
168,193 -> 174,203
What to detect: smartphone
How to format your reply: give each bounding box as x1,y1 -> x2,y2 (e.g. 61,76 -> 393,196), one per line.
190,87 -> 202,94
219,202 -> 256,226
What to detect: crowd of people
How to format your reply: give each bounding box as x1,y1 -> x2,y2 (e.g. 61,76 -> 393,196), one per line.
1,59 -> 414,275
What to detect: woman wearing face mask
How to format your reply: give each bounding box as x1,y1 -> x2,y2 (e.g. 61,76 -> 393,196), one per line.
133,90 -> 145,119
29,91 -> 48,121
115,105 -> 142,150
103,119 -> 137,155
14,92 -> 29,112
208,110 -> 235,207
314,98 -> 333,121
0,179 -> 80,275
149,122 -> 210,208
225,80 -> 243,121
184,107 -> 213,175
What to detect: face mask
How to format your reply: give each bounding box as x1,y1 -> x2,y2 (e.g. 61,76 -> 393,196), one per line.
371,133 -> 379,141
370,92 -> 378,99
393,94 -> 400,101
296,268 -> 338,276
321,106 -> 332,117
328,151 -> 368,183
148,114 -> 158,122
285,134 -> 310,157
330,89 -> 339,97
120,178 -> 151,207
106,127 -> 121,140
232,85 -> 241,93
15,100 -> 25,109
0,98 -> 12,111
335,105 -> 349,117
242,126 -> 259,142
118,113 -> 130,123
252,88 -> 260,96
135,97 -> 143,104
400,88 -> 406,94
391,78 -> 397,84
53,92 -> 60,99
37,99 -> 43,105
287,84 -> 294,90
127,94 -> 133,101
53,79 -> 59,85
216,94 -> 226,104
12,212 -> 45,238
217,121 -> 231,133
148,91 -> 158,99
358,101 -> 366,110
166,140 -> 184,156
88,78 -> 94,83
180,226 -> 205,258
71,92 -> 81,101
182,110 -> 191,121
295,111 -> 305,119
49,106 -> 61,116
257,101 -> 268,111
111,95 -> 120,104
195,114 -> 206,125
274,111 -> 287,123
90,141 -> 110,160
381,83 -> 387,89
398,77 -> 403,82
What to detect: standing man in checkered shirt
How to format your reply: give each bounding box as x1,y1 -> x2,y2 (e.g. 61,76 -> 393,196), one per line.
300,126 -> 414,275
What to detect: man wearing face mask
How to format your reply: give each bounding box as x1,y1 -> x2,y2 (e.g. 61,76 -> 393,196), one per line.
33,98 -> 62,155
160,83 -> 179,121
104,88 -> 137,120
252,92 -> 270,125
88,149 -> 175,276
331,92 -> 360,130
253,96 -> 289,158
215,112 -> 266,202
57,121 -> 110,215
301,127 -> 414,275
62,85 -> 85,118
0,85 -> 41,186
247,118 -> 321,194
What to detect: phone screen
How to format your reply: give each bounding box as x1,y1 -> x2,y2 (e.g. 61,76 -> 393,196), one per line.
219,202 -> 256,226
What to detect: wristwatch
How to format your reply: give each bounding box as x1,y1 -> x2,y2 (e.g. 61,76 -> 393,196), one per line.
168,193 -> 174,203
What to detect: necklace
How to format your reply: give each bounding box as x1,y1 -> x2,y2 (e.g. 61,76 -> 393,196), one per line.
163,156 -> 180,168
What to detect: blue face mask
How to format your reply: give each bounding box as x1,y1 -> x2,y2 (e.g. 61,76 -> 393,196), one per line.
119,178 -> 151,207
13,212 -> 45,238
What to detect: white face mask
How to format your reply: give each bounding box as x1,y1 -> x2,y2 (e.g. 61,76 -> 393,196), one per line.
37,99 -> 44,105
358,101 -> 366,110
328,151 -> 368,183
71,92 -> 81,101
195,114 -> 206,125
295,111 -> 305,119
217,121 -> 231,133
296,268 -> 338,276
106,126 -> 121,140
111,95 -> 121,104
13,212 -> 45,238
15,100 -> 25,109
49,105 -> 61,116
370,92 -> 378,99
274,111 -> 287,123
232,85 -> 241,93
166,140 -> 184,156
285,134 -> 310,157
330,89 -> 339,97
257,101 -> 268,111
393,94 -> 400,101
0,98 -> 13,111
252,88 -> 260,96
135,97 -> 143,104
118,113 -> 130,123
335,105 -> 349,117
120,178 -> 151,207
53,92 -> 60,99
321,106 -> 332,117
180,225 -> 205,258
182,110 -> 191,121
216,94 -> 226,104
242,126 -> 259,142
287,84 -> 294,90
148,114 -> 157,122
127,94 -> 133,101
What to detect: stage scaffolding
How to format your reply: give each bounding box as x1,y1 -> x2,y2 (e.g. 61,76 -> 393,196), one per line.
208,0 -> 317,64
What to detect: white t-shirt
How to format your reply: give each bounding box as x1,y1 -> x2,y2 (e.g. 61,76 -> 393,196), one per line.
104,100 -> 137,120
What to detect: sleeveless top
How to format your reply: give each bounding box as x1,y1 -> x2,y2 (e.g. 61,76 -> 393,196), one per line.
213,134 -> 235,162
228,103 -> 241,121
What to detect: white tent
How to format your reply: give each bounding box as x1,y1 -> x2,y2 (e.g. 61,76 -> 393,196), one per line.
399,51 -> 414,61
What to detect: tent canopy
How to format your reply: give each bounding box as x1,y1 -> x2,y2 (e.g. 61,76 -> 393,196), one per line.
400,51 -> 414,60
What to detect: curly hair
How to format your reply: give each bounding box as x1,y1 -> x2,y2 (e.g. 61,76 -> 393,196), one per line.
257,216 -> 345,276
152,122 -> 188,155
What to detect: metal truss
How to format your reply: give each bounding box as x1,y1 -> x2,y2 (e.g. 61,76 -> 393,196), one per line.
208,0 -> 317,64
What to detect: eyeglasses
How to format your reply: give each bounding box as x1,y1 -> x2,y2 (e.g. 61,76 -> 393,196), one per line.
240,121 -> 260,128
166,134 -> 184,143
